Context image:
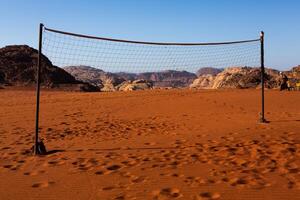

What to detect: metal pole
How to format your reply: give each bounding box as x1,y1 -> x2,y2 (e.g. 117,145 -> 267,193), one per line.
34,23 -> 44,155
260,31 -> 266,123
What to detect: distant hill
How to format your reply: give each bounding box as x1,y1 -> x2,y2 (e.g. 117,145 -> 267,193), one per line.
63,66 -> 105,87
63,66 -> 127,89
0,45 -> 99,91
64,66 -> 198,90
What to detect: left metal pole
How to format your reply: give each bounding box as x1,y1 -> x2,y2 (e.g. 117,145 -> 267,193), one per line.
34,23 -> 44,155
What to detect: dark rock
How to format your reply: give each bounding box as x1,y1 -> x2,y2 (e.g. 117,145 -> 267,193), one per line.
0,70 -> 5,83
0,45 -> 98,91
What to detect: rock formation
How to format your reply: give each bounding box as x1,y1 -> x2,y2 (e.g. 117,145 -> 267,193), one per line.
189,74 -> 215,89
190,67 -> 281,89
136,70 -> 197,88
64,66 -> 197,90
117,79 -> 153,91
64,66 -> 128,91
63,66 -> 104,87
284,65 -> 300,86
196,67 -> 223,76
0,45 -> 99,91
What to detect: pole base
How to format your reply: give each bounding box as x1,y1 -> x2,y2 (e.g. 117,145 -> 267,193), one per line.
259,118 -> 269,123
32,140 -> 47,155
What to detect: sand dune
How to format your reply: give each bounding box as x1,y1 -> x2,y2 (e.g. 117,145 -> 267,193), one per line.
0,89 -> 299,200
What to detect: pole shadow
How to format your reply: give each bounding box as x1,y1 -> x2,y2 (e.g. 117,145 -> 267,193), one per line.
267,119 -> 300,123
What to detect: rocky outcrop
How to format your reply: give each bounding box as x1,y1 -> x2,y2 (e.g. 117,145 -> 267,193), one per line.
64,66 -> 127,90
63,66 -> 105,87
137,70 -> 197,88
190,67 -> 281,89
189,74 -> 215,89
64,66 -> 197,90
284,65 -> 300,85
0,45 -> 99,91
293,65 -> 300,72
0,71 -> 5,84
117,79 -> 153,91
100,76 -> 127,92
0,45 -> 77,86
196,67 -> 223,76
283,66 -> 300,88
212,67 -> 261,89
64,66 -> 144,88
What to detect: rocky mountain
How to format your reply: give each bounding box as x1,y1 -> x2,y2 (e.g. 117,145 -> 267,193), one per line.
136,70 -> 197,88
63,66 -> 105,87
190,66 -> 282,89
63,66 -> 128,88
0,45 -> 99,91
196,67 -> 223,76
64,66 -> 198,90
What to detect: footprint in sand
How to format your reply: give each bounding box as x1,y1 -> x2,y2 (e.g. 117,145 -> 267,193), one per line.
94,170 -> 104,175
3,164 -> 13,169
77,163 -> 94,171
102,186 -> 116,191
106,164 -> 122,172
196,192 -> 221,200
46,159 -> 66,167
24,170 -> 46,176
113,194 -> 126,200
31,181 -> 55,188
144,142 -> 156,146
130,175 -> 147,184
152,188 -> 182,199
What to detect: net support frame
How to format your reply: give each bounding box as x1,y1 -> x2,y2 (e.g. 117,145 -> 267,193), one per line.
34,24 -> 266,155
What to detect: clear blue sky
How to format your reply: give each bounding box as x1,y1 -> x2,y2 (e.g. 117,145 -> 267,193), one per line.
0,0 -> 299,70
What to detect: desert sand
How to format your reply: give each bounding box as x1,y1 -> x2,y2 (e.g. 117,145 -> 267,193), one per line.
0,88 -> 299,200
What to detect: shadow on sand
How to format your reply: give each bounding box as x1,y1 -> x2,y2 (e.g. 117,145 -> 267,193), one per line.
268,119 -> 300,123
45,149 -> 65,155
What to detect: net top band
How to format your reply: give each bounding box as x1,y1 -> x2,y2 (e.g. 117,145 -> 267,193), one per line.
44,27 -> 260,46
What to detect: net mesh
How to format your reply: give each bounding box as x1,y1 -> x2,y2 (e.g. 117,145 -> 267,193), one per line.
42,29 -> 260,74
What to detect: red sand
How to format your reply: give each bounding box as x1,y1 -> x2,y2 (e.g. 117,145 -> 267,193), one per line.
0,89 -> 299,200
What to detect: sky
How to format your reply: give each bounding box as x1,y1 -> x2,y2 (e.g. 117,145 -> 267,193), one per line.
0,0 -> 299,70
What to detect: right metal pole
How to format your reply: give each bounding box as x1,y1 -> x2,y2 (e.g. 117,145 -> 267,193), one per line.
260,31 -> 266,123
